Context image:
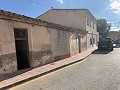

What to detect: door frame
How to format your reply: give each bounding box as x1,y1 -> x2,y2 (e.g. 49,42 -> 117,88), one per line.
14,28 -> 30,70
78,35 -> 81,53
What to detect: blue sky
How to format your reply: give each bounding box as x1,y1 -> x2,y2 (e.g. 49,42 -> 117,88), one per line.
0,0 -> 120,31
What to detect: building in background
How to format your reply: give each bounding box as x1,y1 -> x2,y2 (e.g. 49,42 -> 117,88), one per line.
109,31 -> 120,42
37,9 -> 99,51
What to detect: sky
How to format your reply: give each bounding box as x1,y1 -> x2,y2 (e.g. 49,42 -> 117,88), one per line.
0,0 -> 120,31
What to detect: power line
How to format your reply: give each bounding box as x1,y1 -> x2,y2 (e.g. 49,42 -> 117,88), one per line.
107,19 -> 120,21
27,0 -> 53,8
108,22 -> 120,24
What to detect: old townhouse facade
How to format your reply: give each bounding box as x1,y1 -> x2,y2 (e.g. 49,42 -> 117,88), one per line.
37,9 -> 99,51
0,9 -> 99,74
0,10 -> 90,74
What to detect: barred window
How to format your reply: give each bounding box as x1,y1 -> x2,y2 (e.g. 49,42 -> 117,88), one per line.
14,29 -> 28,39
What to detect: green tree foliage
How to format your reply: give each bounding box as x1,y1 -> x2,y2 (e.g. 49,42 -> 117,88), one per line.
97,18 -> 111,38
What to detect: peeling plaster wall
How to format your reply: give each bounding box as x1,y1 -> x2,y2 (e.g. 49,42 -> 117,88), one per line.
0,18 -> 53,74
38,9 -> 99,50
0,53 -> 17,74
69,32 -> 79,56
48,28 -> 80,61
80,34 -> 87,52
0,17 -> 80,74
49,28 -> 71,61
30,26 -> 52,67
9,20 -> 52,68
0,12 -> 92,74
0,19 -> 17,74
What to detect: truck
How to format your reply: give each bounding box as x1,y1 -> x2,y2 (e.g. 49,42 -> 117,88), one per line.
98,38 -> 113,51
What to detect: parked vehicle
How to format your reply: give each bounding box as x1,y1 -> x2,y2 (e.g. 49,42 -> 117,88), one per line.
98,38 -> 113,51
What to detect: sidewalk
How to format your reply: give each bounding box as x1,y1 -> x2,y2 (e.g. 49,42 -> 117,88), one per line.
0,47 -> 97,89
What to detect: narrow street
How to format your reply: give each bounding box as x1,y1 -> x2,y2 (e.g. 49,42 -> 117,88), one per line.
10,48 -> 120,90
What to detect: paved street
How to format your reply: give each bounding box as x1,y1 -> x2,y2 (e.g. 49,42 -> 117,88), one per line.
10,48 -> 120,90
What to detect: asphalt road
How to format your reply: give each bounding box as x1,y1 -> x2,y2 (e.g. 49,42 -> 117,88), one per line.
10,48 -> 120,90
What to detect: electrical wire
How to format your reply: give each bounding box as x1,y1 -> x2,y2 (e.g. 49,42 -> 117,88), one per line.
26,0 -> 53,8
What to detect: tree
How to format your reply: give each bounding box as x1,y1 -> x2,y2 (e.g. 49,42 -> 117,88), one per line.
97,18 -> 111,38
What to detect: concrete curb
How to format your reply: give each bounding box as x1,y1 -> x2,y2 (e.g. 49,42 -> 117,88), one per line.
0,47 -> 97,90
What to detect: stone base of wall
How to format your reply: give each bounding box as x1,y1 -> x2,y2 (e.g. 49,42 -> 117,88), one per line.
54,54 -> 71,62
31,50 -> 53,67
0,53 -> 17,74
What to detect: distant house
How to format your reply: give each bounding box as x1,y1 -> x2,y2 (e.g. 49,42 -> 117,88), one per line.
109,31 -> 120,41
37,9 -> 99,52
0,9 -> 99,74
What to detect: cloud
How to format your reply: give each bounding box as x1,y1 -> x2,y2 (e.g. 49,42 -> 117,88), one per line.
56,0 -> 64,4
110,26 -> 120,31
110,0 -> 120,14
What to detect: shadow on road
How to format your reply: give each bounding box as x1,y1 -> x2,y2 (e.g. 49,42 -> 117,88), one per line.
92,49 -> 112,54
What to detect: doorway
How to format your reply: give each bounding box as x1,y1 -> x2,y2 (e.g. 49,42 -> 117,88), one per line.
14,29 -> 30,70
78,36 -> 81,53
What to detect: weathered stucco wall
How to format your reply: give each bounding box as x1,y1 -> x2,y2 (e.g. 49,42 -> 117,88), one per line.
38,9 -> 86,30
80,34 -> 87,52
49,28 -> 71,61
69,32 -> 79,56
0,16 -> 81,74
48,28 -> 80,61
0,19 -> 17,74
0,18 -> 53,74
0,9 -> 98,74
38,9 -> 99,50
30,26 -> 52,67
11,21 -> 52,68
